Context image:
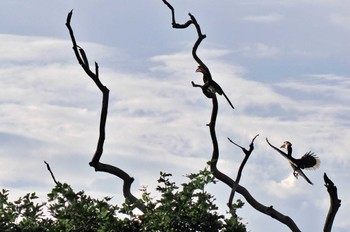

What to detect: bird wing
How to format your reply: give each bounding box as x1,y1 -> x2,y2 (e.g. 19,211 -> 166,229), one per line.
210,80 -> 223,95
296,151 -> 321,170
266,138 -> 291,161
295,168 -> 314,185
208,80 -> 234,109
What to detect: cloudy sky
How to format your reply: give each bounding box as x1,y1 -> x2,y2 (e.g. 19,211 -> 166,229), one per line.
0,0 -> 349,231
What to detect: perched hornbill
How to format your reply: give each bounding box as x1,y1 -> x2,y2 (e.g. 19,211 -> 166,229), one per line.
266,139 -> 321,185
195,65 -> 234,109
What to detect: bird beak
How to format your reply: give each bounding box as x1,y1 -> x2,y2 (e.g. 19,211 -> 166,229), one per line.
196,66 -> 202,72
280,144 -> 286,148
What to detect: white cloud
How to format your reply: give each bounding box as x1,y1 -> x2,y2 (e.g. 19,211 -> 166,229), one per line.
239,43 -> 281,58
243,13 -> 283,23
330,14 -> 350,30
262,0 -> 348,7
277,74 -> 350,102
150,49 -> 233,74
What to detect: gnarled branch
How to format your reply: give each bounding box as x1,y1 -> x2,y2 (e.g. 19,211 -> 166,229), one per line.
162,0 -> 208,71
66,10 -> 146,213
162,0 -> 192,29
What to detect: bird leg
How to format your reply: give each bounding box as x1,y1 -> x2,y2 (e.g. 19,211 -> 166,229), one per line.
293,171 -> 299,178
191,81 -> 202,88
192,81 -> 215,99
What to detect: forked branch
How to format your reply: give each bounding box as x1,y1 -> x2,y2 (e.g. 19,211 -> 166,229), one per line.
227,134 -> 259,209
66,10 -> 146,213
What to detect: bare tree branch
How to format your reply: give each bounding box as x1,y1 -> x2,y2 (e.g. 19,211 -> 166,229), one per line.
162,0 -> 234,109
227,134 -> 259,209
323,173 -> 341,232
162,0 -> 208,73
188,14 -> 234,109
162,0 -> 192,29
44,160 -> 58,185
188,14 -> 208,71
66,10 -> 146,213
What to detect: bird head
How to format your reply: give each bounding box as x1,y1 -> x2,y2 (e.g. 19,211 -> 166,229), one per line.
280,141 -> 292,149
196,66 -> 206,74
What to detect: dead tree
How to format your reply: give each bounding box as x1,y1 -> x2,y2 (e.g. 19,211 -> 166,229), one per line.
65,10 -> 146,213
161,1 -> 301,231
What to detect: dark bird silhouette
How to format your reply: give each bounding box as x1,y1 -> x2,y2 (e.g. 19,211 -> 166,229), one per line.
195,65 -> 234,109
266,139 -> 320,185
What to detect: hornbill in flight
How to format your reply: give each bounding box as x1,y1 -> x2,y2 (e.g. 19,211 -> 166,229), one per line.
266,139 -> 320,185
194,65 -> 234,109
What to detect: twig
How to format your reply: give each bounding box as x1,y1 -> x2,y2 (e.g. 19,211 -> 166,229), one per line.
44,160 -> 58,185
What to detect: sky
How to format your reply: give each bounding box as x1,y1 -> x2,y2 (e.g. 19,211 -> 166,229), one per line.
0,0 -> 349,231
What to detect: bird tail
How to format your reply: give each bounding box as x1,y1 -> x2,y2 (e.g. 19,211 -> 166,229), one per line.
222,92 -> 234,109
303,151 -> 321,170
296,169 -> 313,185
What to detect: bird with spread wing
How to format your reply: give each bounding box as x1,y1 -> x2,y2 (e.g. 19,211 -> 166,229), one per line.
266,138 -> 320,185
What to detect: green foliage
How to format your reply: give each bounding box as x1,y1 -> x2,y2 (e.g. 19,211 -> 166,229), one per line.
0,169 -> 246,231
0,189 -> 50,231
46,182 -> 130,231
119,168 -> 247,232
146,170 -> 220,231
